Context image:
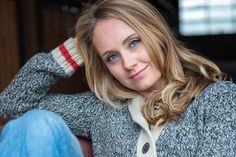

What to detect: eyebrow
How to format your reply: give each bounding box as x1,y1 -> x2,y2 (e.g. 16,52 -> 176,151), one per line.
122,33 -> 137,45
101,33 -> 137,57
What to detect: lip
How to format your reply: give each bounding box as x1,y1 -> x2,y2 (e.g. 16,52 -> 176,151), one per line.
129,65 -> 148,79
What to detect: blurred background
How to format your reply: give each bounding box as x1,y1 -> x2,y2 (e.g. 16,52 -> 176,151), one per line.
0,0 -> 236,94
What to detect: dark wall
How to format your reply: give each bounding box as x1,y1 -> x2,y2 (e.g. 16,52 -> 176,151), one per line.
16,0 -> 89,93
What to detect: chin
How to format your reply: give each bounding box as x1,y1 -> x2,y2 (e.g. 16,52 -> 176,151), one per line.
137,79 -> 162,93
136,85 -> 155,93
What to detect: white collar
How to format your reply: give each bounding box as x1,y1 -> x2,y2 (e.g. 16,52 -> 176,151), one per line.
128,95 -> 150,132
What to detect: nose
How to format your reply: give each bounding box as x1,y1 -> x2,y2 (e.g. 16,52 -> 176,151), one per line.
122,52 -> 137,70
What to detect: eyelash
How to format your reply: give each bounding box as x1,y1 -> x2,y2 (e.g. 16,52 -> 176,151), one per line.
107,53 -> 119,63
129,38 -> 140,48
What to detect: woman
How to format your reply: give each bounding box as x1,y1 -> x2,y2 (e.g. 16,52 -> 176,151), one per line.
0,0 -> 235,156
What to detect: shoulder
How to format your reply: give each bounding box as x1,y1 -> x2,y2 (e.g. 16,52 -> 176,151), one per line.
194,81 -> 236,117
202,81 -> 235,97
196,81 -> 235,103
203,80 -> 236,94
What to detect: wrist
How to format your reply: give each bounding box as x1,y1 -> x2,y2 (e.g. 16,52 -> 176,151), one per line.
51,38 -> 83,76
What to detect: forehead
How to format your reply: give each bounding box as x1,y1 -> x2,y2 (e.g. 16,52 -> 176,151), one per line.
93,18 -> 136,53
94,18 -> 135,35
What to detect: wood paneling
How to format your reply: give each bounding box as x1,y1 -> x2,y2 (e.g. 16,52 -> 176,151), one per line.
0,0 -> 20,91
17,2 -> 89,93
17,0 -> 41,62
0,0 -> 20,125
40,7 -> 89,93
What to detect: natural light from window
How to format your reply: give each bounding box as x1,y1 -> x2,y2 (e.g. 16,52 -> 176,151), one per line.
179,0 -> 236,36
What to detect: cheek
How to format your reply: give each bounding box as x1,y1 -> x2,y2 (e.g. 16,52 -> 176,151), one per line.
105,65 -> 122,79
143,50 -> 161,71
140,47 -> 152,62
106,66 -> 129,86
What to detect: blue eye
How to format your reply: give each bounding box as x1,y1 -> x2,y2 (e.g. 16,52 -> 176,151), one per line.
107,53 -> 119,63
129,39 -> 140,48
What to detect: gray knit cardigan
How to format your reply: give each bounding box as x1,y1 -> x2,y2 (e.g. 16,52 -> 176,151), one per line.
0,39 -> 236,156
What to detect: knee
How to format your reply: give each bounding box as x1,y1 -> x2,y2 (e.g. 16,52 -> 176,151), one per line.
0,109 -> 67,144
22,109 -> 63,123
0,110 -> 83,157
13,109 -> 67,138
22,109 -> 66,130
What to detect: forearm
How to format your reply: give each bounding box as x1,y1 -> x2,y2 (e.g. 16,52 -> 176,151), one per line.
0,38 -> 83,120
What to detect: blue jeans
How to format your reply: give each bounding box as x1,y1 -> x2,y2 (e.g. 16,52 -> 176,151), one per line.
0,109 -> 83,157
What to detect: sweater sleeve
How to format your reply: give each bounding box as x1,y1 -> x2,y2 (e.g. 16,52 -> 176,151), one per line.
0,38 -> 102,138
197,81 -> 236,156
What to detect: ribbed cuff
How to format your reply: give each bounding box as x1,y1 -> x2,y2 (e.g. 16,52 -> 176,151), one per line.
51,38 -> 83,76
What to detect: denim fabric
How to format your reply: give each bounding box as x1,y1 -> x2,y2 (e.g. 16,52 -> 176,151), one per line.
0,109 -> 83,157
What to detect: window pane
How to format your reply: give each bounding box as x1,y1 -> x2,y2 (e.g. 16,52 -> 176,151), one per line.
179,0 -> 236,36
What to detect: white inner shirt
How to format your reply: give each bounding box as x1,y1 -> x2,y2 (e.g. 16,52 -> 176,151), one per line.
128,95 -> 166,157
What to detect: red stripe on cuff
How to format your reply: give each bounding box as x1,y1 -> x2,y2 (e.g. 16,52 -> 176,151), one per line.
59,44 -> 79,70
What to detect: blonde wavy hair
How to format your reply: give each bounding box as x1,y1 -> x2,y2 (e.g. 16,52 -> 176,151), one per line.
75,0 -> 226,125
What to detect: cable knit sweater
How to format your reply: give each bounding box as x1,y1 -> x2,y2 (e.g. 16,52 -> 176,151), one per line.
0,38 -> 236,157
